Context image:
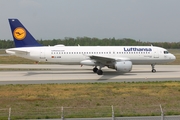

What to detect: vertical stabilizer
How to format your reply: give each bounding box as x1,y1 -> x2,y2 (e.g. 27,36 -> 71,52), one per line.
8,19 -> 41,47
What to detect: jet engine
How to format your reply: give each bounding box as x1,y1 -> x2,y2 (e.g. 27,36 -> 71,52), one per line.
115,61 -> 132,73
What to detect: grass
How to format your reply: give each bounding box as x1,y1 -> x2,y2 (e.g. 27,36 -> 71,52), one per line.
0,49 -> 5,54
0,82 -> 180,119
0,56 -> 39,64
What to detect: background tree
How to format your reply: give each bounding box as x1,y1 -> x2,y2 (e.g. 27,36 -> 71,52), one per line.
0,37 -> 180,49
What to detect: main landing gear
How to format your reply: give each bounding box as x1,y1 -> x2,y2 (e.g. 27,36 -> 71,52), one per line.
93,66 -> 103,75
93,67 -> 98,73
151,64 -> 156,73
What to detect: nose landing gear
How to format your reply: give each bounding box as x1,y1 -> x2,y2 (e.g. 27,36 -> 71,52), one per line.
151,64 -> 156,73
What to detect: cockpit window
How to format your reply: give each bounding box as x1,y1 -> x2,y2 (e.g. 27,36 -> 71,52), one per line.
164,51 -> 169,54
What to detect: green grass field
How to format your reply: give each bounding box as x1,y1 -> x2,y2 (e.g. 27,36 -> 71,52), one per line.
0,82 -> 180,119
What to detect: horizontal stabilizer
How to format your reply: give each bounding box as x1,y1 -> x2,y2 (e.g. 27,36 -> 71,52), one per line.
6,49 -> 29,55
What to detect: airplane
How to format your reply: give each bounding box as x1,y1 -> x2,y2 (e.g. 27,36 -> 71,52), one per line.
6,19 -> 176,75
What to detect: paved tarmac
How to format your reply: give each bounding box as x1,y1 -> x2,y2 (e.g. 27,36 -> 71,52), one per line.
0,64 -> 179,84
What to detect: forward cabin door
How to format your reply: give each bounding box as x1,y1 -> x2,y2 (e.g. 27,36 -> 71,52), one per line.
153,48 -> 159,58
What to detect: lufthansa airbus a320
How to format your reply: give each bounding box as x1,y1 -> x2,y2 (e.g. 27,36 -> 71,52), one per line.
6,19 -> 176,75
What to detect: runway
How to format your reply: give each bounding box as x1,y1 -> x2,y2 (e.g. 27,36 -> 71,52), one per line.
0,64 -> 179,84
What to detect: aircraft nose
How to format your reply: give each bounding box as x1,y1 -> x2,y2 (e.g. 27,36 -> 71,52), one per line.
171,54 -> 176,61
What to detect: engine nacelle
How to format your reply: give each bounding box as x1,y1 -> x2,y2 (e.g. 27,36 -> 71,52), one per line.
80,60 -> 96,66
115,61 -> 132,73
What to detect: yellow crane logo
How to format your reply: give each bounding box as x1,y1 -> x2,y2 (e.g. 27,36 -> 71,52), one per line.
13,27 -> 26,40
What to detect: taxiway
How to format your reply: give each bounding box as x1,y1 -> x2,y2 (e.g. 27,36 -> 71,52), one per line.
0,64 -> 179,84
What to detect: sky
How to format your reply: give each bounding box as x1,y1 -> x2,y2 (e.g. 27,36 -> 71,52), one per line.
0,0 -> 180,42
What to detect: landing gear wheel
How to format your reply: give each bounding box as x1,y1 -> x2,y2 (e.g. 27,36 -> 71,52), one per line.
152,69 -> 156,73
151,64 -> 156,73
93,67 -> 98,73
97,70 -> 103,75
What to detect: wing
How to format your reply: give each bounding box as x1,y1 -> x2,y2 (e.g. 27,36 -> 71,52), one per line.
89,55 -> 130,65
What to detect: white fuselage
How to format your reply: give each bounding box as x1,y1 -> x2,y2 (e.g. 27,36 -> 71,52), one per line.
6,46 -> 176,65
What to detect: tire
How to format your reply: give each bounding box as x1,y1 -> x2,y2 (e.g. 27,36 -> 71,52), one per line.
97,70 -> 103,75
152,69 -> 156,73
93,67 -> 98,73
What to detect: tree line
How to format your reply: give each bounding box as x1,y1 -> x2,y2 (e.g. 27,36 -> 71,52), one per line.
0,37 -> 180,49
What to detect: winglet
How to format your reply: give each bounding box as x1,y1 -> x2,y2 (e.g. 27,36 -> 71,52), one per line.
8,19 -> 41,47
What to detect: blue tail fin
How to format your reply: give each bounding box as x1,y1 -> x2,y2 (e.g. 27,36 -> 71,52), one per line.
8,19 -> 41,47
